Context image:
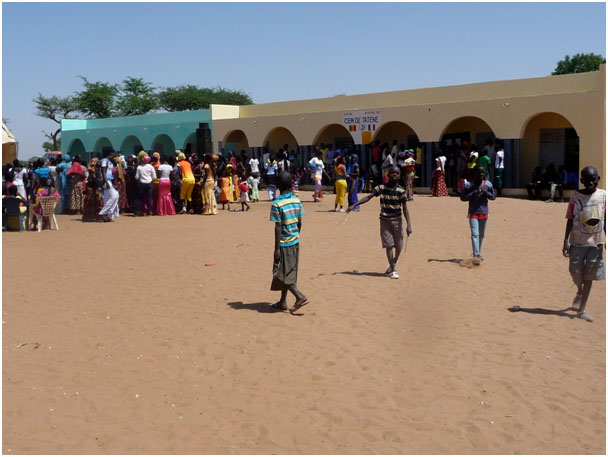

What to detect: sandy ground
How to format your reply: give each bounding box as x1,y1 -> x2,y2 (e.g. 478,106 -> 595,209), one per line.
2,191 -> 606,454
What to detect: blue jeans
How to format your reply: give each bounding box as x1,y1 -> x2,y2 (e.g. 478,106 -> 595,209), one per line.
469,217 -> 488,257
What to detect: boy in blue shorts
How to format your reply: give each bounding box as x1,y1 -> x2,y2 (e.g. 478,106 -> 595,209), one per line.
347,166 -> 412,279
563,166 -> 606,322
270,171 -> 308,314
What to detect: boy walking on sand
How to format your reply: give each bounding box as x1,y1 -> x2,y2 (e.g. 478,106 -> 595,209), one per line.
270,171 -> 309,314
347,166 -> 412,279
563,166 -> 605,322
460,165 -> 496,264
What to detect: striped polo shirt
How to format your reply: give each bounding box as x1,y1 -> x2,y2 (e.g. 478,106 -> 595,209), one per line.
372,184 -> 407,221
270,192 -> 305,247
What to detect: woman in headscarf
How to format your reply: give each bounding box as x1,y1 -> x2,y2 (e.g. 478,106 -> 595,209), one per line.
190,154 -> 205,214
98,151 -> 120,222
56,154 -> 72,211
112,154 -> 128,213
333,155 -> 349,212
431,150 -> 449,197
67,156 -> 85,214
177,151 -> 195,214
82,158 -> 103,221
203,153 -> 218,215
403,150 -> 416,201
137,149 -> 149,165
347,153 -> 360,211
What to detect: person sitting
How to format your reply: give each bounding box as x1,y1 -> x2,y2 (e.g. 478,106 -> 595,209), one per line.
548,165 -> 568,202
2,185 -> 28,232
32,177 -> 60,229
526,166 -> 543,200
541,163 -> 559,202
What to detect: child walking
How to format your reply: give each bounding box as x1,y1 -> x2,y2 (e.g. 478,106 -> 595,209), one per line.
239,180 -> 250,211
460,165 -> 496,264
562,166 -> 605,322
347,166 -> 412,279
269,171 -> 308,313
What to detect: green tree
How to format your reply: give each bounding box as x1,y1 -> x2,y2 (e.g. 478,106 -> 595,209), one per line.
158,84 -> 253,111
42,138 -> 61,152
115,77 -> 159,116
33,93 -> 79,151
552,53 -> 606,75
74,76 -> 119,118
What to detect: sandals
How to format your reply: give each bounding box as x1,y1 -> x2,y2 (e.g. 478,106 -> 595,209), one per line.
289,299 -> 309,314
577,311 -> 594,322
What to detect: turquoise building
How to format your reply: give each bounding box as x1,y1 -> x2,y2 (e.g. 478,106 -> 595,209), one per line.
61,110 -> 212,160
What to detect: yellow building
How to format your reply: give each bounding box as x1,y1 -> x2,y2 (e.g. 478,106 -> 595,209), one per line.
211,65 -> 606,190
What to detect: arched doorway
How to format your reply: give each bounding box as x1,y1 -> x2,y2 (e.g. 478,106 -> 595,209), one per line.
183,133 -> 196,157
120,135 -> 144,156
313,124 -> 353,150
440,116 -> 497,188
151,134 -> 176,156
263,127 -> 298,159
93,137 -> 114,155
373,121 -> 420,149
223,130 -> 250,158
440,116 -> 496,149
67,138 -> 86,159
520,112 -> 578,184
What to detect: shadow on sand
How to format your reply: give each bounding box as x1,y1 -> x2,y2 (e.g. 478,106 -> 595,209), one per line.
332,271 -> 387,278
508,306 -> 577,319
427,258 -> 464,264
226,301 -> 285,314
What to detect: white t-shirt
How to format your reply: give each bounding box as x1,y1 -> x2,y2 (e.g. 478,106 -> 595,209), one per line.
157,164 -> 173,180
435,156 -> 446,171
12,169 -> 27,187
495,150 -> 505,169
135,164 -> 157,184
248,158 -> 260,174
310,157 -> 324,179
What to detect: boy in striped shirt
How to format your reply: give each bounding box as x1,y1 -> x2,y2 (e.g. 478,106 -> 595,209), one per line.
347,166 -> 412,279
270,171 -> 308,313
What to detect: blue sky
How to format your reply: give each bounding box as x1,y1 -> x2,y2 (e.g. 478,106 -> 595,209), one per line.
2,2 -> 606,160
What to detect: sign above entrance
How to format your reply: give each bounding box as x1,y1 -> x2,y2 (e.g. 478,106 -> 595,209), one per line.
343,109 -> 382,144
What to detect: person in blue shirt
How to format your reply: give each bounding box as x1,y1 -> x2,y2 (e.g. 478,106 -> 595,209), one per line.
269,171 -> 308,314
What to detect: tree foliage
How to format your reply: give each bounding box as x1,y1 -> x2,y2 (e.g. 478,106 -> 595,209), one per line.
115,77 -> 159,116
42,138 -> 61,152
552,53 -> 606,75
75,76 -> 119,118
33,93 -> 79,151
158,84 -> 253,111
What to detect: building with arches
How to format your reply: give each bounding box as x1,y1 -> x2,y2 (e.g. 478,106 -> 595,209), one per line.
213,65 -> 605,190
61,66 -> 605,190
61,109 -> 212,161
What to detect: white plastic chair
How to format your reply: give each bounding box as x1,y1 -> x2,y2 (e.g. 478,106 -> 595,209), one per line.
32,196 -> 60,232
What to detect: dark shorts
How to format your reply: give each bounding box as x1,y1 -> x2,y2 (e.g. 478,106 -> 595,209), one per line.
569,245 -> 605,284
271,244 -> 300,291
380,217 -> 404,249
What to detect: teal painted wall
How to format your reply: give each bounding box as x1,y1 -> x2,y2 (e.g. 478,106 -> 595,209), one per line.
61,110 -> 212,157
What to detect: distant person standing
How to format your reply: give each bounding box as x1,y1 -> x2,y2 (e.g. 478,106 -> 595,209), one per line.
494,142 -> 505,197
562,166 -> 605,322
308,151 -> 327,202
431,151 -> 448,197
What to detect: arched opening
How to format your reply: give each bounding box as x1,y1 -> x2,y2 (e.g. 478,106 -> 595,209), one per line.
440,116 -> 497,189
373,121 -> 420,149
151,134 -> 176,156
120,135 -> 144,156
223,130 -> 250,158
263,127 -> 298,160
313,124 -> 353,150
67,138 -> 86,159
93,137 -> 114,155
520,112 -> 578,185
183,133 -> 196,156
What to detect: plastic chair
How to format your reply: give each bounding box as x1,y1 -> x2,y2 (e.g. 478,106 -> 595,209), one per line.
32,196 -> 60,232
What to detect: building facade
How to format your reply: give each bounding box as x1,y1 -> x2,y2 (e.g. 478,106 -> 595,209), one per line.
62,66 -> 606,189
